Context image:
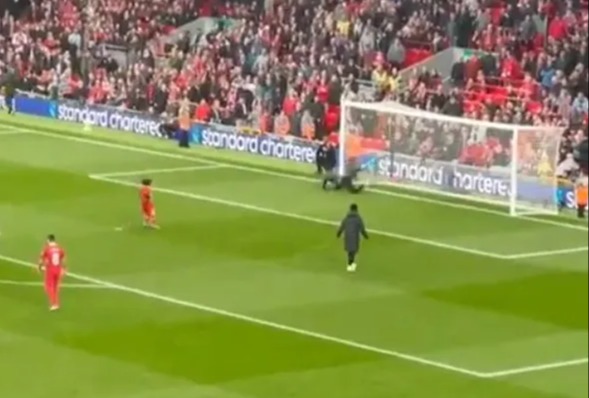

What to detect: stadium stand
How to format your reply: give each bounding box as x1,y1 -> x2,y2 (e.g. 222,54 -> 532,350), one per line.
2,0 -> 448,130
381,0 -> 588,171
0,0 -> 587,179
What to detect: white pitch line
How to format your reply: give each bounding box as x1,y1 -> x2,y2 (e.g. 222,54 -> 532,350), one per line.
93,165 -> 224,178
90,174 -> 506,259
482,358 -> 589,378
0,129 -> 24,136
0,253 -> 486,378
0,279 -> 110,289
16,127 -> 588,233
504,246 -> 589,260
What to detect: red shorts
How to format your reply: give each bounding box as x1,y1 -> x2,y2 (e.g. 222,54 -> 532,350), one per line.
44,266 -> 63,287
142,203 -> 155,217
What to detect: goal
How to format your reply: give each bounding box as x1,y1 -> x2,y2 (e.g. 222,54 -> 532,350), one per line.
338,99 -> 565,217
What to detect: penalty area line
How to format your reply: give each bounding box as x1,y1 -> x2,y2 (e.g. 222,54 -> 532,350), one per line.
0,129 -> 27,136
90,164 -> 225,179
0,279 -> 111,289
504,246 -> 588,260
482,357 -> 589,378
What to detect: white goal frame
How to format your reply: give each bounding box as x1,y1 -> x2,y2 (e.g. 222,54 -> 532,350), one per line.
339,100 -> 565,217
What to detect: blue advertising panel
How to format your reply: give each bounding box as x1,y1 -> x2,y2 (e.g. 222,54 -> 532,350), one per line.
356,151 -> 578,208
14,94 -> 55,118
190,122 -> 317,163
54,100 -> 164,137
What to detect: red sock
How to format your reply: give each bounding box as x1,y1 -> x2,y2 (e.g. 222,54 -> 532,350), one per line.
44,280 -> 52,304
45,279 -> 55,306
53,274 -> 61,307
45,273 -> 60,307
52,286 -> 59,307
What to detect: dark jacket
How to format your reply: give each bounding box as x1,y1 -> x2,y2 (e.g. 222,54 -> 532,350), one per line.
316,143 -> 327,166
325,145 -> 337,170
337,211 -> 369,252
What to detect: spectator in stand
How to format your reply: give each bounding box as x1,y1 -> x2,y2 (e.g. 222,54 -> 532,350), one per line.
442,95 -> 463,117
572,92 -> 589,116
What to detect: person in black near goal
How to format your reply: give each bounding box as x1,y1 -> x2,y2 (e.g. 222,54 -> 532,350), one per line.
337,203 -> 369,272
322,157 -> 365,193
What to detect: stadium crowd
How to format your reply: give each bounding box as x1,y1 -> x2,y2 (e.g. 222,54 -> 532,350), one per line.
363,2 -> 589,174
0,0 -> 587,179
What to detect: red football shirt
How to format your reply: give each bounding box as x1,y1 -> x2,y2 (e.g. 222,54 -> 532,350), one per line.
141,186 -> 152,205
41,243 -> 65,268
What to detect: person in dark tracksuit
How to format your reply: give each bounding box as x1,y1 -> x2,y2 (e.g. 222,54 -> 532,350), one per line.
315,141 -> 328,174
2,72 -> 15,115
324,143 -> 337,172
316,141 -> 337,174
337,203 -> 369,272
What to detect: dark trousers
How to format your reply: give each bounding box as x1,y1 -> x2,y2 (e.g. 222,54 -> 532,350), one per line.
578,204 -> 586,218
323,174 -> 364,193
159,123 -> 176,139
5,95 -> 14,114
322,169 -> 336,189
339,176 -> 364,194
316,159 -> 326,174
347,251 -> 357,265
178,129 -> 190,148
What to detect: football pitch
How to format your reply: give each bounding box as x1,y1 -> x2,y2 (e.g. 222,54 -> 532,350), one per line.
0,115 -> 587,398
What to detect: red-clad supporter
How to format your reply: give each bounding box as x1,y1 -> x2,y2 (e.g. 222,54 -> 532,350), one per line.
282,91 -> 298,118
501,52 -> 523,81
194,99 -> 212,122
519,73 -> 538,100
548,14 -> 568,40
316,77 -> 329,105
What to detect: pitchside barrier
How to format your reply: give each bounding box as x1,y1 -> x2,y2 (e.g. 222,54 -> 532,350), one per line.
9,92 -> 581,211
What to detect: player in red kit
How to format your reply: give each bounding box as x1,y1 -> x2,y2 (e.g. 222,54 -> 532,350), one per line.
38,234 -> 66,311
141,178 -> 159,229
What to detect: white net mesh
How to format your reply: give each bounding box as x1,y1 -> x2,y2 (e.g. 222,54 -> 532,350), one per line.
512,126 -> 563,215
339,100 -> 564,215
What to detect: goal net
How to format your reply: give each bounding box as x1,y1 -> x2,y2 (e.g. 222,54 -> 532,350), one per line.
338,100 -> 564,217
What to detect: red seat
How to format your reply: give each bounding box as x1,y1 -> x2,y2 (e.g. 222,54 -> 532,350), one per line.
507,79 -> 524,88
403,48 -> 433,68
327,104 -> 340,114
199,0 -> 213,16
403,49 -> 420,68
464,100 -> 483,113
362,138 -> 387,151
488,85 -> 507,95
485,90 -> 507,106
527,101 -> 543,114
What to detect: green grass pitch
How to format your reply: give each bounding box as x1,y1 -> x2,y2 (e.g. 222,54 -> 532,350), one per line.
0,114 -> 587,398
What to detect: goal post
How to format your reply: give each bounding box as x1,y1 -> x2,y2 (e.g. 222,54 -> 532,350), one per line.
510,125 -> 563,216
338,99 -> 565,216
